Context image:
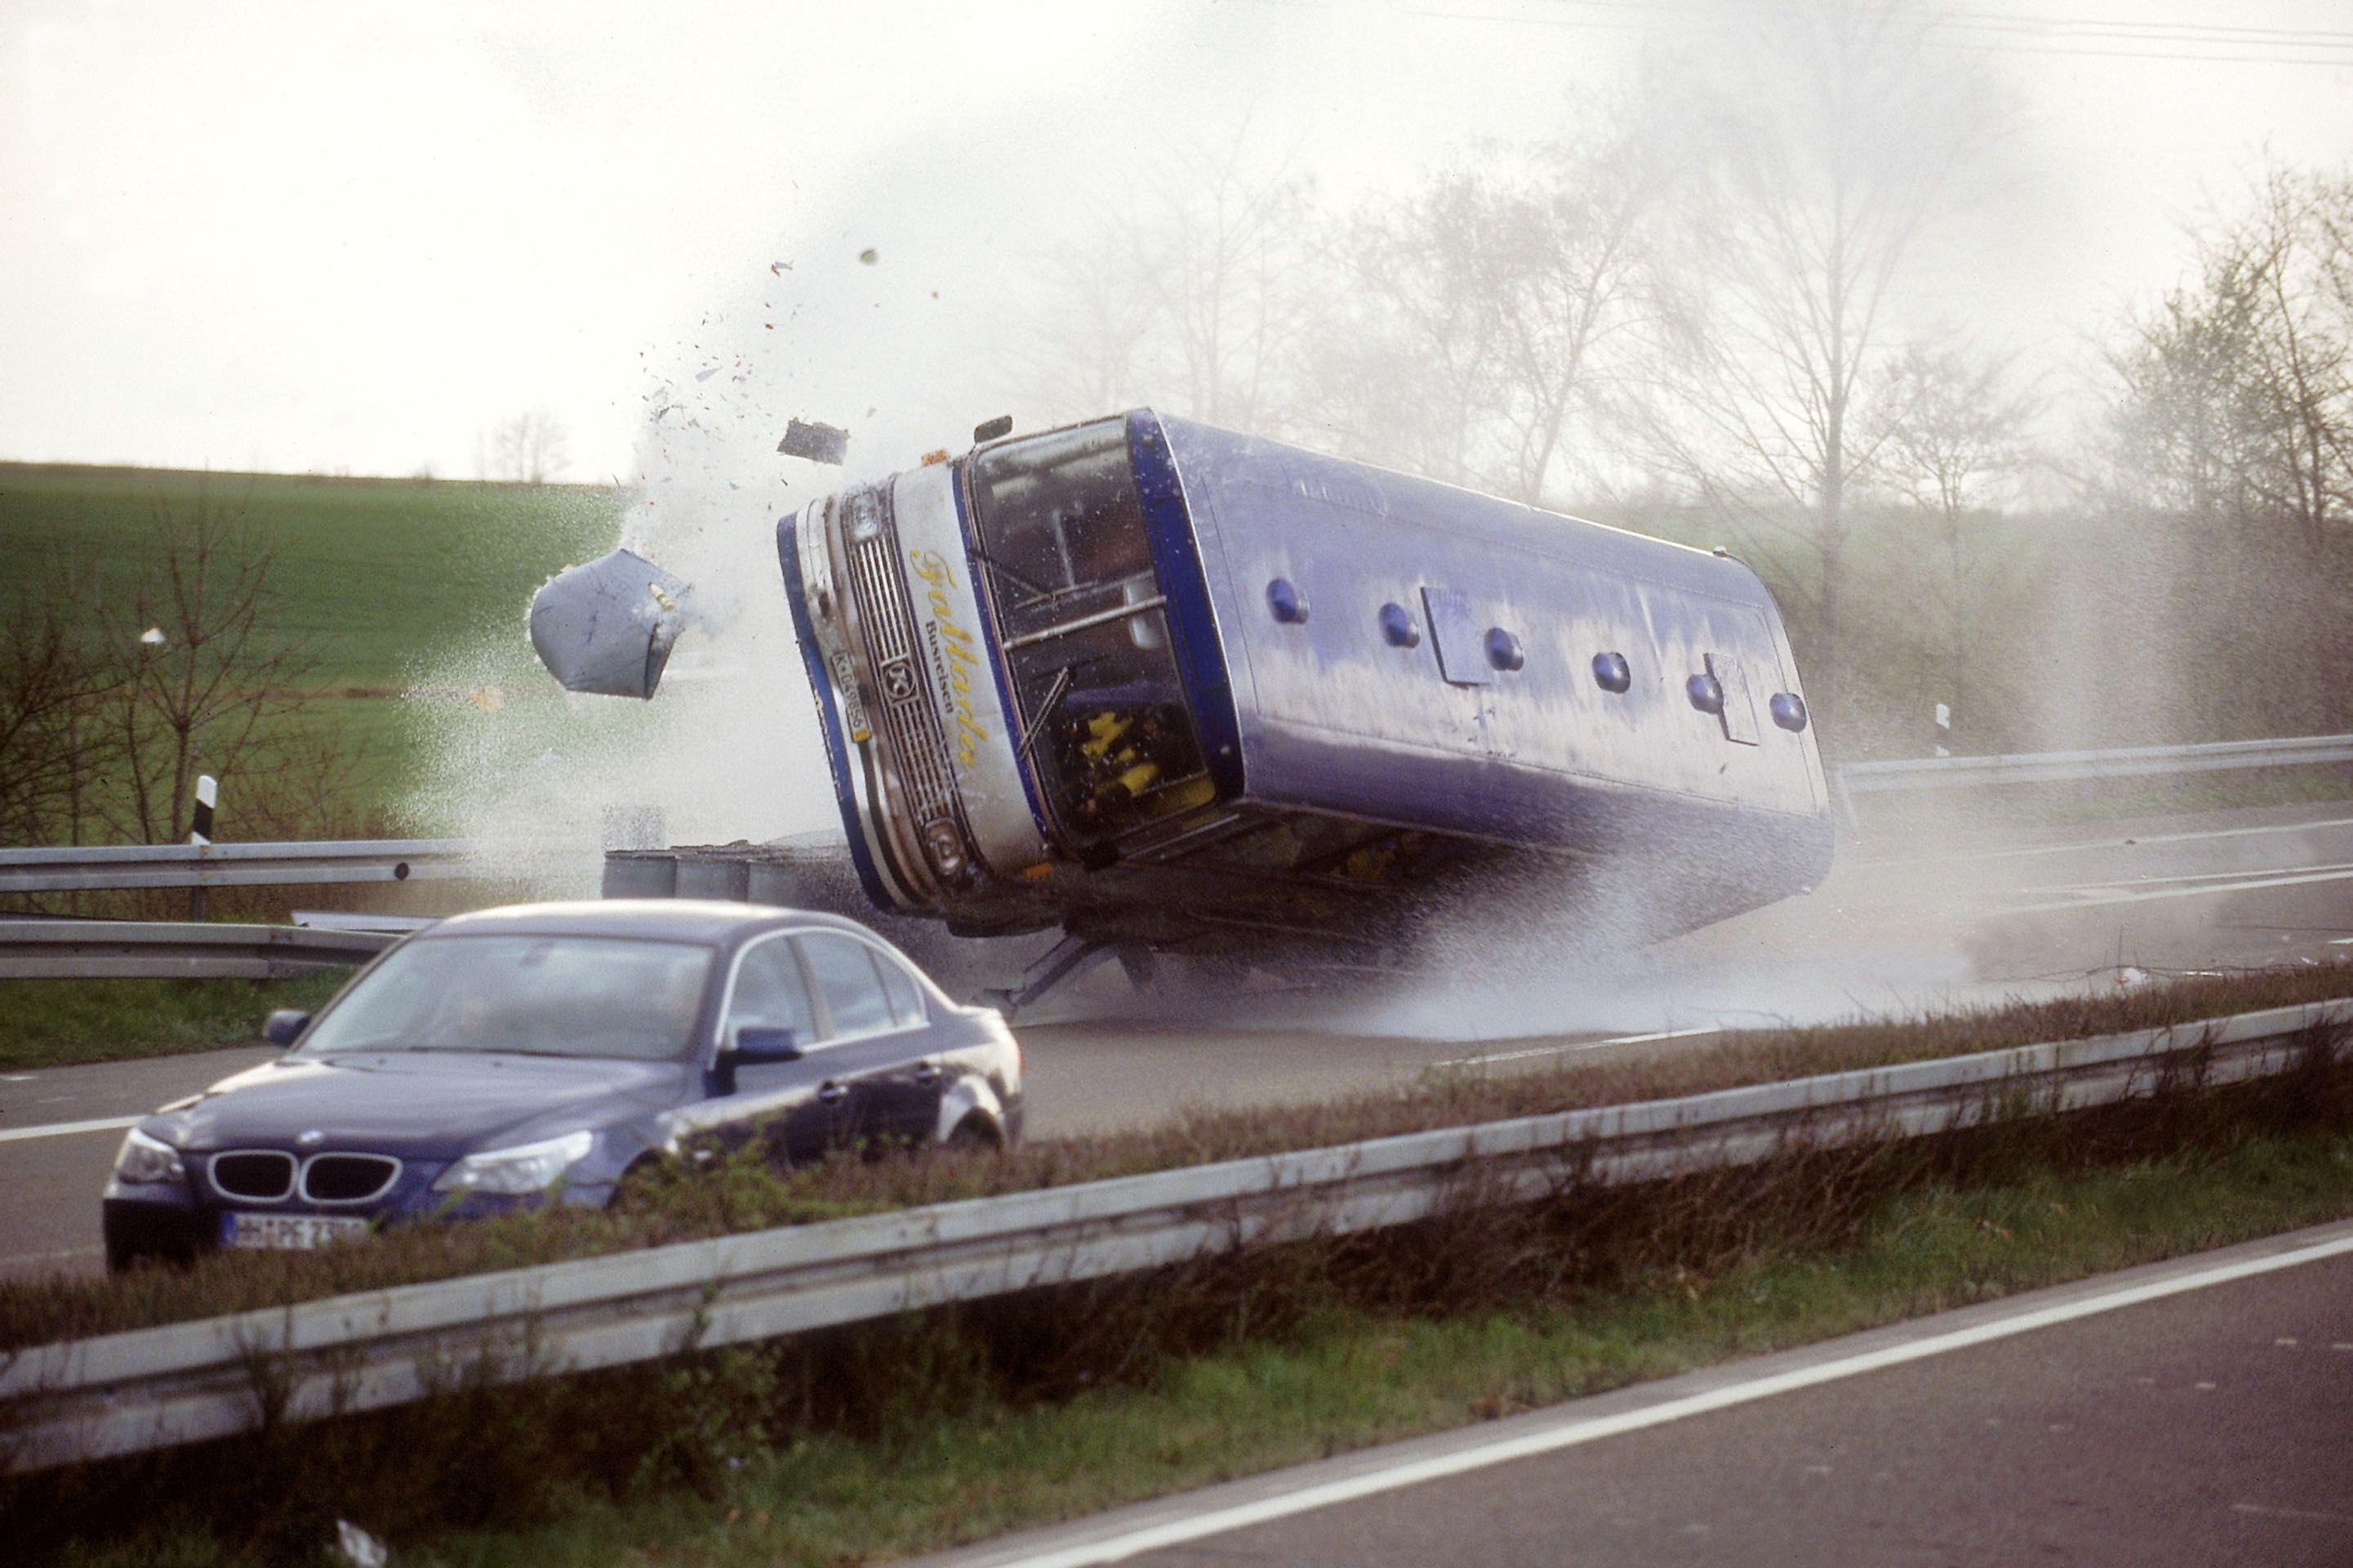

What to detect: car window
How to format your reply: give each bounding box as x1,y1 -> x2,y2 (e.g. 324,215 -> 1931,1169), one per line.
297,935 -> 712,1062
724,936 -> 816,1046
798,933 -> 897,1040
875,951 -> 926,1024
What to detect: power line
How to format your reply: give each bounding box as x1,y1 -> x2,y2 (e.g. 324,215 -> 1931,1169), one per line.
1395,1 -> 2353,64
1530,0 -> 2353,45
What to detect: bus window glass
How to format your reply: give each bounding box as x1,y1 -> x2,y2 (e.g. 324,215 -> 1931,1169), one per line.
971,421 -> 1216,842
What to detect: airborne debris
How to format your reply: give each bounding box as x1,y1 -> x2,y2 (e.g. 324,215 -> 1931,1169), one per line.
527,548 -> 692,700
858,247 -> 878,264
778,418 -> 850,464
695,367 -> 718,382
769,259 -> 793,273
332,1519 -> 389,1568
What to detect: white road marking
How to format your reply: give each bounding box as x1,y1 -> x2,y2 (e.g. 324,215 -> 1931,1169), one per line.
1434,1026 -> 1720,1070
1867,815 -> 2353,868
0,1113 -> 140,1144
2231,1502 -> 2353,1525
0,1244 -> 102,1268
2008,864 -> 2353,914
981,1228 -> 2353,1568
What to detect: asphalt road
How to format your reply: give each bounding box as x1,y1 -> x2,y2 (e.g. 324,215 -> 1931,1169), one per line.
4,799 -> 2350,1278
905,1224 -> 2353,1568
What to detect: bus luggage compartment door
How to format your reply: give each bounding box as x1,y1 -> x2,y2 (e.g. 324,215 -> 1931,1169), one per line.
1422,584 -> 1506,757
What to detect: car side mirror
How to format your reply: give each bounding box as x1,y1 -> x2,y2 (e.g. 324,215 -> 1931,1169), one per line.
263,1009 -> 311,1047
729,1025 -> 803,1065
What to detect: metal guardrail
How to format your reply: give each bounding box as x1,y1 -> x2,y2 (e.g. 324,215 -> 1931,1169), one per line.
1832,733 -> 2353,824
0,920 -> 396,980
0,839 -> 491,897
2,998 -> 2341,1473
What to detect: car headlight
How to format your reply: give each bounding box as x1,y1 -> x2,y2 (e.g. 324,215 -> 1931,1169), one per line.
432,1130 -> 595,1195
113,1127 -> 186,1185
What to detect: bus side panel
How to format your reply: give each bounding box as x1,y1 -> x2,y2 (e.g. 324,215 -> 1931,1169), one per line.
1152,417 -> 1829,847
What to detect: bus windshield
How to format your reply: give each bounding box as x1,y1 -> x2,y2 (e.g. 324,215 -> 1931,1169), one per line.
968,420 -> 1213,842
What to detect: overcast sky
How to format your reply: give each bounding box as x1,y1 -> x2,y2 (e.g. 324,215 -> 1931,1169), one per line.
4,0 -> 2351,482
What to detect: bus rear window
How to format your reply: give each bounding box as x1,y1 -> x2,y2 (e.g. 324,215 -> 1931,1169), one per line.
969,420 -> 1214,843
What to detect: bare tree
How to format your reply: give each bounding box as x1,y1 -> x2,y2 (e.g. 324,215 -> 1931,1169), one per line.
1018,229 -> 1164,423
1021,139 -> 1319,433
95,493 -> 323,846
1309,124 -> 1664,504
479,410 -> 571,484
1308,170 -> 1522,487
2103,266 -> 2267,524
0,555 -> 120,846
1637,0 -> 2000,692
2109,165 -> 2353,551
1873,339 -> 2036,728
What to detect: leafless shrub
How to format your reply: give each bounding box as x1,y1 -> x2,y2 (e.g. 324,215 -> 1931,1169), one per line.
0,551 -> 121,847
476,410 -> 571,485
0,489 -> 379,916
2103,163 -> 2353,553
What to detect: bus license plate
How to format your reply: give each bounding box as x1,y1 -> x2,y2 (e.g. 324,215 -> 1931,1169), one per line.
221,1212 -> 370,1250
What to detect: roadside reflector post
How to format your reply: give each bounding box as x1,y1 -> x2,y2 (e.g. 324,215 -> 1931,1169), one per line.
188,774 -> 216,920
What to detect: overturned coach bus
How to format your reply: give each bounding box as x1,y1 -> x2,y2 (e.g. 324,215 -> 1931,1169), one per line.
772,410 -> 1833,996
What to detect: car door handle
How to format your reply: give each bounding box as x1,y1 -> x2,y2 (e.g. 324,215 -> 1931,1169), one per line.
912,1063 -> 944,1085
817,1081 -> 849,1104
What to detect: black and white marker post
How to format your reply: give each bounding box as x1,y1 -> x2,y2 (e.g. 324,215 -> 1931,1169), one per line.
187,773 -> 216,919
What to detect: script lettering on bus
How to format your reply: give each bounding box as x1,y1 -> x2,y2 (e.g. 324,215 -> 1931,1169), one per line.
907,548 -> 993,767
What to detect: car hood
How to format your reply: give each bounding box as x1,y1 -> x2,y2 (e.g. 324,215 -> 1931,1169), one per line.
150,1051 -> 691,1157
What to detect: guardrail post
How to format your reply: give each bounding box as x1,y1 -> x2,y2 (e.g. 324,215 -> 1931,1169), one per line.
186,775 -> 217,920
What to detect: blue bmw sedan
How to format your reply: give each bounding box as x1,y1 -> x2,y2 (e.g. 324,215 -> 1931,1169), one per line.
102,901 -> 1024,1271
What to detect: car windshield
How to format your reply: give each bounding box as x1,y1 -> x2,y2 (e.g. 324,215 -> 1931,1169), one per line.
298,935 -> 714,1062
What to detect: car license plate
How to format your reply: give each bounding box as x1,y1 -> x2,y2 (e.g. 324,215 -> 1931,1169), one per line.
220,1212 -> 371,1250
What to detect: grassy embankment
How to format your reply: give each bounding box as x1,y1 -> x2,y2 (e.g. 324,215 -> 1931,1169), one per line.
0,974 -> 345,1073
6,969 -> 2350,1564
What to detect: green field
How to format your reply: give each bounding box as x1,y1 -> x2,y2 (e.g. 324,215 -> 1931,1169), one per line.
0,464 -> 622,688
0,464 -> 625,828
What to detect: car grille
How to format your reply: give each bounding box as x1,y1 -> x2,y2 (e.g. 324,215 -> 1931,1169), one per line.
846,530 -> 961,834
211,1150 -> 296,1201
301,1154 -> 401,1204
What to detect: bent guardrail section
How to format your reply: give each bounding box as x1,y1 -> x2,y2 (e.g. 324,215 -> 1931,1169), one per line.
2,999 -> 2343,1473
0,920 -> 398,980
